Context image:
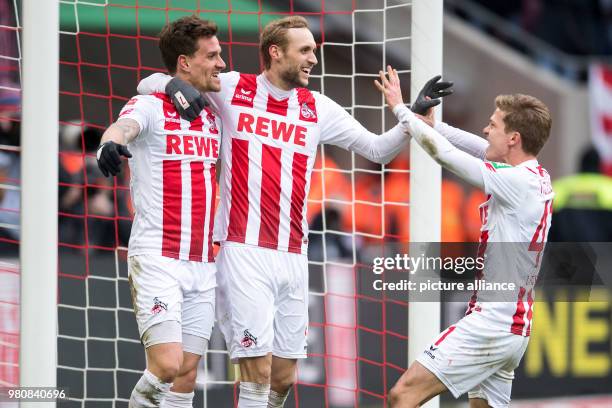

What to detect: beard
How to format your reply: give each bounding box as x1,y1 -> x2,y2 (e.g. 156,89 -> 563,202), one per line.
280,64 -> 307,89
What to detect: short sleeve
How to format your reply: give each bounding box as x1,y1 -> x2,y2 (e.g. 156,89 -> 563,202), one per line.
480,162 -> 526,209
117,95 -> 155,138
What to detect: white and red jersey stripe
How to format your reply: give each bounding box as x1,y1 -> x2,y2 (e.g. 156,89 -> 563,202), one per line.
137,71 -> 411,254
205,72 -> 376,254
119,93 -> 220,262
465,160 -> 554,336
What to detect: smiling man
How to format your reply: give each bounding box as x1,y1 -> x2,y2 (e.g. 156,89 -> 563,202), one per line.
137,15 -> 443,408
380,79 -> 555,407
96,16 -> 225,408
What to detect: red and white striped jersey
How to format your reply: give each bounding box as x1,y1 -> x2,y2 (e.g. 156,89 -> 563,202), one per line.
119,93 -> 221,262
467,159 -> 554,336
202,72 -> 406,254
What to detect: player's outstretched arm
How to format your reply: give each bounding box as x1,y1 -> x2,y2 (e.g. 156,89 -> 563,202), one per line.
373,69 -> 486,175
138,73 -> 225,119
394,104 -> 485,189
406,75 -> 487,160
97,118 -> 138,177
137,73 -> 172,98
319,66 -> 415,164
434,122 -> 488,160
137,74 -> 205,121
410,74 -> 453,115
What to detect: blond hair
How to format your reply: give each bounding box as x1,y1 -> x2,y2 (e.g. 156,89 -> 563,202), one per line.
260,16 -> 309,69
495,94 -> 552,155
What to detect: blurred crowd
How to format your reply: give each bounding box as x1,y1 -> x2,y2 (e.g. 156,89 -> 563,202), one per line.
0,86 -> 493,261
0,109 -> 133,256
449,0 -> 612,80
475,0 -> 612,56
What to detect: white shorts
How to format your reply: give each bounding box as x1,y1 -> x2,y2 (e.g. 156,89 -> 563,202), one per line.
128,254 -> 216,344
416,313 -> 529,408
216,242 -> 309,360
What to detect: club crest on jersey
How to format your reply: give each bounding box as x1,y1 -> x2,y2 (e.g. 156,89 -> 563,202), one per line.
297,88 -> 317,123
151,297 -> 168,315
205,107 -> 219,134
241,329 -> 258,348
300,102 -> 316,120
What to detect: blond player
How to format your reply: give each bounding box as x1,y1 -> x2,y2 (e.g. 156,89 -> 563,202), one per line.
375,70 -> 554,407
136,16 -> 453,408
97,17 -> 225,408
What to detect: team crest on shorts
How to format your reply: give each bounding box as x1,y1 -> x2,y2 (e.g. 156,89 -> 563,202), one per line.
241,329 -> 258,348
151,297 -> 168,315
424,345 -> 437,360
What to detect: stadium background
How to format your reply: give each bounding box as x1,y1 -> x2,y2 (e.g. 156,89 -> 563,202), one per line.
0,0 -> 611,407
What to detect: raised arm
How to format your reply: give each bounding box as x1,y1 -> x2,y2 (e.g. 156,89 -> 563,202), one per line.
318,98 -> 410,164
368,67 -> 484,187
434,121 -> 488,160
409,76 -> 486,160
394,104 -> 485,188
319,68 -> 452,165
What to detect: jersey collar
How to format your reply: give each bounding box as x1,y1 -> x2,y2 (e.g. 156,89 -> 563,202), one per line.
259,73 -> 294,101
516,158 -> 539,168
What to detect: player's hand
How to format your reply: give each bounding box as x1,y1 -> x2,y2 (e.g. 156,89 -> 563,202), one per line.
416,111 -> 435,127
410,75 -> 453,115
374,65 -> 404,110
165,77 -> 207,122
96,141 -> 132,177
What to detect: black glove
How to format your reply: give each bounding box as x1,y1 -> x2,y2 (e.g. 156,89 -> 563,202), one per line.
410,75 -> 453,115
165,77 -> 207,122
96,141 -> 132,177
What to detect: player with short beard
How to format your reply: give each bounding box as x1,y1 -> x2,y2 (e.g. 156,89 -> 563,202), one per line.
97,16 -> 225,408
138,15 -> 451,408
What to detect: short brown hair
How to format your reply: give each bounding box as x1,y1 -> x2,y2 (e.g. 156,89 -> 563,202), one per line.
495,94 -> 552,156
260,16 -> 309,70
158,16 -> 218,74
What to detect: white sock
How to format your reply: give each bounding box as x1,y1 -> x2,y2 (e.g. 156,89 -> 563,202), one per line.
129,369 -> 172,408
161,390 -> 195,408
267,389 -> 290,408
238,382 -> 271,408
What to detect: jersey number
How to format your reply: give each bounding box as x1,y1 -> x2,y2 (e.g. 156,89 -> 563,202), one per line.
528,199 -> 552,267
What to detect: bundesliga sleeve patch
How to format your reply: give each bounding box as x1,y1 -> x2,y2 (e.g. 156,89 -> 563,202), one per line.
486,161 -> 514,172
